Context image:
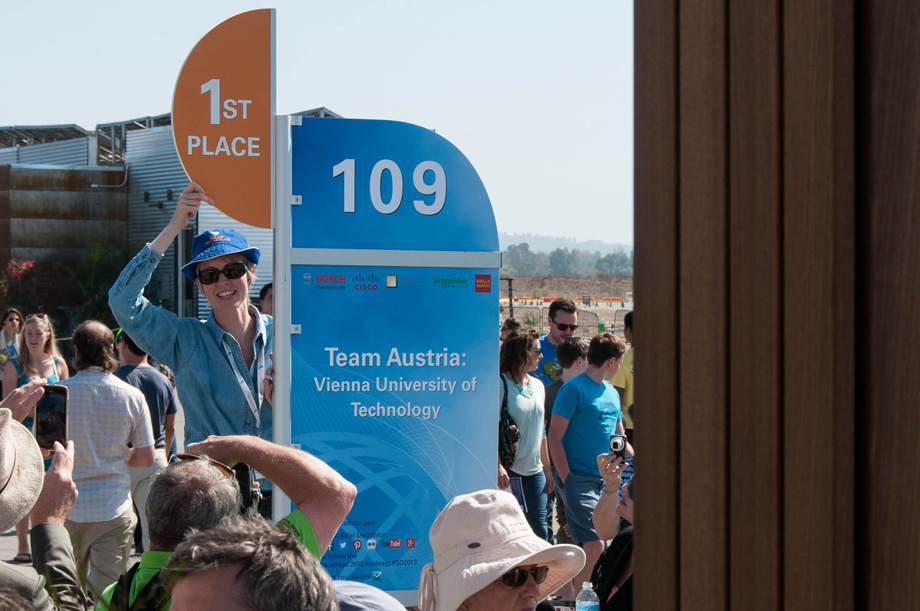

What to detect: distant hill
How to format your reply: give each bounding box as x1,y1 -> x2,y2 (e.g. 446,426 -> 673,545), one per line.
498,232 -> 632,255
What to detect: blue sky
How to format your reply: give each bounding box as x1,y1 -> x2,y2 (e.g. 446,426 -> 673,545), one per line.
1,1 -> 634,245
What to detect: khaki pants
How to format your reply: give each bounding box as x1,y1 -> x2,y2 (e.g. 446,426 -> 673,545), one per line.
65,506 -> 137,594
130,448 -> 168,552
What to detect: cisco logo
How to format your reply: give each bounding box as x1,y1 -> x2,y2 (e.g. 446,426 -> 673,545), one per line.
355,273 -> 380,291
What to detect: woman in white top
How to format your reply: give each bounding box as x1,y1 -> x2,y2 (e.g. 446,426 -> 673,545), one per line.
497,329 -> 555,541
0,308 -> 23,363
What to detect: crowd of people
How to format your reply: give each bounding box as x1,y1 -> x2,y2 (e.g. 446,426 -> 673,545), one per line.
499,300 -> 635,609
0,182 -> 636,611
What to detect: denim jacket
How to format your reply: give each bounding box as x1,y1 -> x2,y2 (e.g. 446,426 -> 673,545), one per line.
108,244 -> 272,445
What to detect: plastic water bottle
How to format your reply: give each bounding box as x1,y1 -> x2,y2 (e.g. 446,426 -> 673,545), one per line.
575,581 -> 599,611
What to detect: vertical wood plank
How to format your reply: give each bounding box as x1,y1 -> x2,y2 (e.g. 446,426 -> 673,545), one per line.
862,1 -> 920,608
728,0 -> 783,609
782,0 -> 855,609
678,0 -> 729,608
634,0 -> 680,608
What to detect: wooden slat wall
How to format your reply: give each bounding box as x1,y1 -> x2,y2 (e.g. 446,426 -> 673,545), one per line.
862,1 -> 920,609
728,0 -> 783,609
783,0 -> 855,609
678,0 -> 728,609
634,0 -> 873,607
634,0 -> 680,608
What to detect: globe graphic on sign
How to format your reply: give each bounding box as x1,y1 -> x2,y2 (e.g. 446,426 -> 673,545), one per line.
294,431 -> 448,589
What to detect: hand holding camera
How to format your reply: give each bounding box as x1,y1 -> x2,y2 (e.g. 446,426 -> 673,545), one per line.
597,452 -> 628,490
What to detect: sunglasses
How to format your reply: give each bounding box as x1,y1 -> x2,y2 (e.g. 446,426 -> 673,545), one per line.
502,566 -> 549,588
197,262 -> 248,285
552,321 -> 578,332
26,313 -> 48,320
528,347 -> 542,354
114,328 -> 124,343
169,453 -> 235,478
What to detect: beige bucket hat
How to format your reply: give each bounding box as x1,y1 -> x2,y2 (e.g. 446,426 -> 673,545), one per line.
0,408 -> 44,533
418,489 -> 585,611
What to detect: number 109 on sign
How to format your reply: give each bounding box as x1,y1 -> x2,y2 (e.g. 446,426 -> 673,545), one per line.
332,159 -> 446,215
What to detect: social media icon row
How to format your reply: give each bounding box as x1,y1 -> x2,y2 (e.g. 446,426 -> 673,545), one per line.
335,537 -> 417,550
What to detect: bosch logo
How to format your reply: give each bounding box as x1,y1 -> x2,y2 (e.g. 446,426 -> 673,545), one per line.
317,275 -> 347,283
303,273 -> 312,284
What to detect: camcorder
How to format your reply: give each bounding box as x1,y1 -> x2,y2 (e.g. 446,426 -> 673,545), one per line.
233,463 -> 263,514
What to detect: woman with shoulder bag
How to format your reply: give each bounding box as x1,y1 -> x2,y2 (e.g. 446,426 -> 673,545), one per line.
497,329 -> 554,541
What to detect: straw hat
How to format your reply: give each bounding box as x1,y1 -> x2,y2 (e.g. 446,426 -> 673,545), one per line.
0,408 -> 44,533
418,489 -> 585,611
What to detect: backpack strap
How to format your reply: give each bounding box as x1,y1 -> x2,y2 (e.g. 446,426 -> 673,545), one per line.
109,563 -> 171,611
109,563 -> 141,610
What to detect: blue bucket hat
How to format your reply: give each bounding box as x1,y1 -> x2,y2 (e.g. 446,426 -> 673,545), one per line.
180,228 -> 261,282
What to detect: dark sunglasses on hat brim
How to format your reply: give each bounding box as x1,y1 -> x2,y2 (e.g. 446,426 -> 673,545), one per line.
169,453 -> 235,478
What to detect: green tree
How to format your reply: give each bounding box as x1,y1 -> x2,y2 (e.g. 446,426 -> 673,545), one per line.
549,248 -> 576,275
503,242 -> 536,275
595,250 -> 634,276
63,244 -> 132,327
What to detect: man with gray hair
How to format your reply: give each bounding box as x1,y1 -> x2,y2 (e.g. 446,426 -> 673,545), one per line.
97,434 -> 357,609
166,514 -> 338,611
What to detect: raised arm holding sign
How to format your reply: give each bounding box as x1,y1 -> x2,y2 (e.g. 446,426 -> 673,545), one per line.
108,183 -> 273,451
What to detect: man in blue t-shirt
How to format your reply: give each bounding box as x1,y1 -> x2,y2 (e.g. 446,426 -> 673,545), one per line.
549,331 -> 634,587
534,298 -> 579,385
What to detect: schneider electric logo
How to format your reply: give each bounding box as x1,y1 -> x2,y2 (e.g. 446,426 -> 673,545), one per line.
432,276 -> 468,289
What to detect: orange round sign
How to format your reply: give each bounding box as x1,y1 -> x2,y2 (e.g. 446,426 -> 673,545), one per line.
172,9 -> 274,228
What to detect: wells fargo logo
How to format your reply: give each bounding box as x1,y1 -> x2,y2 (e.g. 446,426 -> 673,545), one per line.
475,274 -> 491,293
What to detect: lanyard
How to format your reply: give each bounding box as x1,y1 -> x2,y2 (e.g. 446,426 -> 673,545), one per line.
222,334 -> 265,431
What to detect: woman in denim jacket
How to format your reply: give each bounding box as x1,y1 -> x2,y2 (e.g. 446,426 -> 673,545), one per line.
108,182 -> 273,449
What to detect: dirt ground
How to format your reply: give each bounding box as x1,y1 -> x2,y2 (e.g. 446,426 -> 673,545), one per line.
499,274 -> 634,335
499,274 -> 633,301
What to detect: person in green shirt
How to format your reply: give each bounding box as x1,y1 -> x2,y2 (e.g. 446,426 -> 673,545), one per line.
96,435 -> 357,610
610,311 -> 634,443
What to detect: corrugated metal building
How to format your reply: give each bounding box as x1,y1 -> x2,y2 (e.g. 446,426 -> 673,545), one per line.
0,108 -> 339,318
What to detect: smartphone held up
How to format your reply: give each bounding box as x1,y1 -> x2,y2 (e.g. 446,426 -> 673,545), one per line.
33,384 -> 68,452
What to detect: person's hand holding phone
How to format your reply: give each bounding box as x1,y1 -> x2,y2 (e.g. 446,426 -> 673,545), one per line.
1,379 -> 45,423
30,440 -> 78,526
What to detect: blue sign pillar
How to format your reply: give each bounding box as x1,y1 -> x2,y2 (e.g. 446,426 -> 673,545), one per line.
287,117 -> 500,602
